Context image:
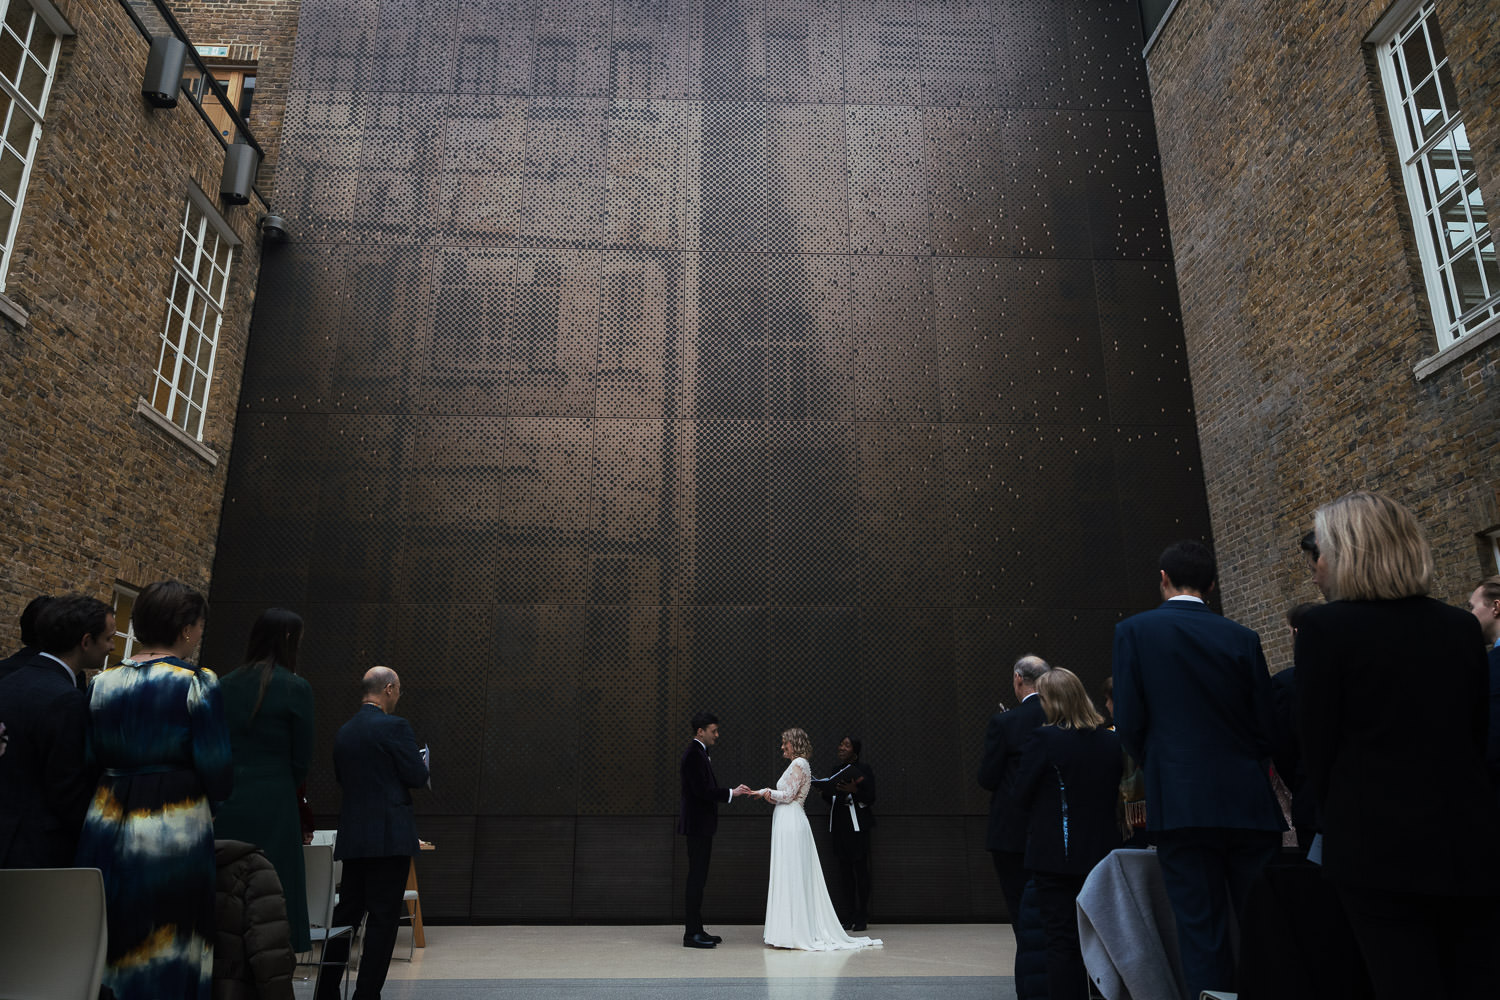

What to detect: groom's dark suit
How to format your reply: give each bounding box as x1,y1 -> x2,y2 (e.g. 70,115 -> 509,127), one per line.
0,655 -> 94,868
678,738 -> 731,939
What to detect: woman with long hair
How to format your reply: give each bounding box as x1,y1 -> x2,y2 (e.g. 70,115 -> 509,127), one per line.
213,608 -> 316,952
75,580 -> 232,1000
753,727 -> 880,951
1296,491 -> 1500,998
1012,667 -> 1125,1000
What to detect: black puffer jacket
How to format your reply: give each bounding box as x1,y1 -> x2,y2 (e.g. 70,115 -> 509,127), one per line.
213,839 -> 296,1000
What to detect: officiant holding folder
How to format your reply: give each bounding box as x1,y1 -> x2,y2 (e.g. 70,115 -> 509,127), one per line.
815,735 -> 875,931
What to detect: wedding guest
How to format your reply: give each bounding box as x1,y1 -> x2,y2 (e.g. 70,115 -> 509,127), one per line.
814,735 -> 875,930
75,580 -> 232,1000
1296,492 -> 1500,999
214,608 -> 316,952
1013,668 -> 1125,1000
0,594 -> 53,682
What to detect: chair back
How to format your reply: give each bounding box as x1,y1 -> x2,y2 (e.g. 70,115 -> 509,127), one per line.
310,828 -> 337,847
0,867 -> 108,1000
304,843 -> 338,928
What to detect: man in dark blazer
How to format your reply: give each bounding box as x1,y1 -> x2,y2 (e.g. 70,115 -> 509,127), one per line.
814,735 -> 876,931
1469,575 -> 1500,799
316,666 -> 429,1000
0,594 -> 54,683
678,711 -> 750,949
1113,541 -> 1284,1000
978,654 -> 1051,940
0,595 -> 112,868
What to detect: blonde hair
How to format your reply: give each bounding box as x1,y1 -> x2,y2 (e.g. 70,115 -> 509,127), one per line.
781,728 -> 812,760
1314,491 -> 1432,601
1036,668 -> 1105,730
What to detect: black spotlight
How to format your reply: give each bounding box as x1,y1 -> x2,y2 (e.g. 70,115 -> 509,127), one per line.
142,35 -> 187,108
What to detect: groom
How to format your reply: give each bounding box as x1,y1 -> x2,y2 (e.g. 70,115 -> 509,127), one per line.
678,711 -> 751,949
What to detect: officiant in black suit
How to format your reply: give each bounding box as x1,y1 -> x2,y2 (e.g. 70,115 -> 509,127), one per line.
815,735 -> 875,931
677,711 -> 751,949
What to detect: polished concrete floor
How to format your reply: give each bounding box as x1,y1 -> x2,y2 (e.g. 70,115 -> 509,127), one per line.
295,924 -> 1018,999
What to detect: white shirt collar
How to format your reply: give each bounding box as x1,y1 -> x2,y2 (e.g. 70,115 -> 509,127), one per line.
37,651 -> 76,685
1167,594 -> 1206,604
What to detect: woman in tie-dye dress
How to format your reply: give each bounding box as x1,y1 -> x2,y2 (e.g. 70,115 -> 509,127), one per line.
76,580 -> 232,1000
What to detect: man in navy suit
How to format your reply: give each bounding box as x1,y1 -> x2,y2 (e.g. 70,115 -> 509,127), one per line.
316,666 -> 429,1000
978,654 -> 1051,941
1113,541 -> 1283,1000
0,594 -> 112,868
678,711 -> 751,948
1469,575 -> 1500,799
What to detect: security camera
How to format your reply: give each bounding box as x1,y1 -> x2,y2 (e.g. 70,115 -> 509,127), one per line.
260,214 -> 288,243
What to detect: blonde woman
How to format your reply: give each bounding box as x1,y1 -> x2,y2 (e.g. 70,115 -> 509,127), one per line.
1012,668 -> 1125,1000
1296,491 -> 1500,999
752,728 -> 880,951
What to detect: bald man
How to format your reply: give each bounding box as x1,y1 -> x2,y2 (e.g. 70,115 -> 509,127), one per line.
316,667 -> 429,1000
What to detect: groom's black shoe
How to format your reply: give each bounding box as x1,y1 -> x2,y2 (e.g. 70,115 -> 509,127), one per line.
706,932 -> 723,944
683,933 -> 717,949
850,922 -> 868,932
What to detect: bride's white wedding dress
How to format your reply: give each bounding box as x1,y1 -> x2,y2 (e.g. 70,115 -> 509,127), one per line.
762,756 -> 882,951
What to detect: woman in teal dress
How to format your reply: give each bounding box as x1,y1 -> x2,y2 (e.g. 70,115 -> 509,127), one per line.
213,608 -> 315,951
76,580 -> 232,1000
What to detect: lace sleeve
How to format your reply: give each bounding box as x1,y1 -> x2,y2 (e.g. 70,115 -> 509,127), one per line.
764,758 -> 811,804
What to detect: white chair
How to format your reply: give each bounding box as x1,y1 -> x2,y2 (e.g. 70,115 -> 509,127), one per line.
304,843 -> 356,999
0,867 -> 107,1000
396,886 -> 421,960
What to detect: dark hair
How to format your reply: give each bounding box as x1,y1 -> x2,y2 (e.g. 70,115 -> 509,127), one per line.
18,595 -> 54,647
1159,540 -> 1216,594
844,736 -> 862,759
690,711 -> 718,735
242,608 -> 304,722
35,595 -> 113,655
131,581 -> 208,648
1285,601 -> 1320,630
1298,531 -> 1318,560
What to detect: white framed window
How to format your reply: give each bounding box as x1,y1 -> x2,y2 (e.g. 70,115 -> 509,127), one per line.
1373,0 -> 1498,349
150,187 -> 238,439
106,583 -> 138,668
1486,527 -> 1500,576
0,0 -> 69,291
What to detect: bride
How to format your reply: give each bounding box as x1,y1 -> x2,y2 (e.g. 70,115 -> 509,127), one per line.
753,728 -> 881,951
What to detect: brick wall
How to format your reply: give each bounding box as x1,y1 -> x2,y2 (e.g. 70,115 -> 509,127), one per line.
1145,0 -> 1500,669
171,0 -> 302,201
0,0 -> 270,622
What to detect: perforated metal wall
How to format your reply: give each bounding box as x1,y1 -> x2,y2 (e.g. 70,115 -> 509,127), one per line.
208,0 -> 1207,922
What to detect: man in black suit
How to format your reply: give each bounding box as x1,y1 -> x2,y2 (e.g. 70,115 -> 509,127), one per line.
316,666 -> 429,1000
0,595 -> 112,868
1113,541 -> 1284,1000
978,654 -> 1051,940
677,710 -> 751,949
0,595 -> 54,682
815,735 -> 875,931
1469,575 -> 1500,799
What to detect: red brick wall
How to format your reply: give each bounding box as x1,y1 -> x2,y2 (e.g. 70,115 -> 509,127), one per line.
0,0 -> 270,621
1145,0 -> 1500,669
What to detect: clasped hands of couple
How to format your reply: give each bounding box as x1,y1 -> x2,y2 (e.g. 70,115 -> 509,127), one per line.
734,783 -> 772,800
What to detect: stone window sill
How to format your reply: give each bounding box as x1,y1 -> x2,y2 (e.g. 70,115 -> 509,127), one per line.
1413,314 -> 1500,380
134,398 -> 220,467
0,291 -> 30,328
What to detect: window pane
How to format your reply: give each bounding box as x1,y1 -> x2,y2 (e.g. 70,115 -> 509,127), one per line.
194,332 -> 213,370
1413,78 -> 1444,139
0,144 -> 22,194
0,33 -> 21,87
1439,192 -> 1475,252
185,403 -> 203,434
18,55 -> 45,106
5,107 -> 32,151
151,375 -> 173,415
1479,239 -> 1498,299
1400,30 -> 1432,90
171,274 -> 191,312
0,197 -> 13,237
1450,250 -> 1485,312
1427,13 -> 1448,65
3,3 -> 29,38
1427,140 -> 1461,201
29,16 -> 56,55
